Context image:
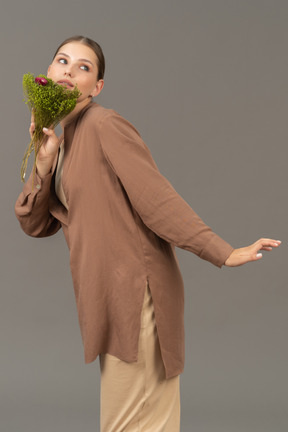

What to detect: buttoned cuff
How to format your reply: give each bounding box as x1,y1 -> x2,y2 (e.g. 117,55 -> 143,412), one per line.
22,168 -> 53,197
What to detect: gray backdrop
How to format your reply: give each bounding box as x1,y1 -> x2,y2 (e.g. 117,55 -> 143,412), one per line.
1,0 -> 287,431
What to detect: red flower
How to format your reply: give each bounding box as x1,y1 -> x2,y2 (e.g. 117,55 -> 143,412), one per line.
35,77 -> 48,86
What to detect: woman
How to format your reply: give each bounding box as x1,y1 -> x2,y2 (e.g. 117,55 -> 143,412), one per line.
15,36 -> 281,432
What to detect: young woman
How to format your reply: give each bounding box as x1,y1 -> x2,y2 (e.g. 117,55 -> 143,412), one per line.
15,36 -> 281,432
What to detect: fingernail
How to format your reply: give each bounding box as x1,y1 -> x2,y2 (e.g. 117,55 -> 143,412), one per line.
43,127 -> 48,132
256,253 -> 262,258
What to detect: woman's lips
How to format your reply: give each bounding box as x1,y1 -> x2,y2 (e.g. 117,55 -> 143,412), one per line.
57,80 -> 74,88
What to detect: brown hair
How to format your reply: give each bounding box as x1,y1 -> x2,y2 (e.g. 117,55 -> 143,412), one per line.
53,35 -> 105,81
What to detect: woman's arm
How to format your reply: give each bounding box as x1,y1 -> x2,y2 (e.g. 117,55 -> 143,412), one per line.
98,112 -> 280,268
98,112 -> 233,267
15,169 -> 62,238
15,115 -> 62,237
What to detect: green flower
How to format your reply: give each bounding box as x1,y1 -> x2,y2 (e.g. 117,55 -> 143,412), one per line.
21,73 -> 81,184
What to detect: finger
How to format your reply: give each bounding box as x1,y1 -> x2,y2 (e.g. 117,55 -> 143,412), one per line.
42,127 -> 58,142
262,238 -> 281,245
43,127 -> 54,136
41,127 -> 60,152
29,122 -> 35,138
235,252 -> 263,266
250,241 -> 280,255
249,252 -> 263,262
255,238 -> 281,248
30,109 -> 35,123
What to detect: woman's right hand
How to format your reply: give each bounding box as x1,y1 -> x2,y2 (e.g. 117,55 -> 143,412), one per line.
29,111 -> 61,178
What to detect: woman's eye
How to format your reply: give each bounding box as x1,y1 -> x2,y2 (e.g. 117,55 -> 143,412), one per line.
80,65 -> 90,71
59,58 -> 67,64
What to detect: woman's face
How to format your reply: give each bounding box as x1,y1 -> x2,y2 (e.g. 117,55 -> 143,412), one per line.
47,42 -> 104,103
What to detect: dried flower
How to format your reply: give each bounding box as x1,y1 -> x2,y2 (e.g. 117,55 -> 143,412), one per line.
35,76 -> 48,86
21,73 -> 81,185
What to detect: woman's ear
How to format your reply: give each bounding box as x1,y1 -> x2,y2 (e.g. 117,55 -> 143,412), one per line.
91,79 -> 104,97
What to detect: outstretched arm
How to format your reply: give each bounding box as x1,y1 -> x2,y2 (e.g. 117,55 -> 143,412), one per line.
97,111 -> 281,269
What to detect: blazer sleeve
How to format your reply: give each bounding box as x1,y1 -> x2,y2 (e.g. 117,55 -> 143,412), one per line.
14,169 -> 62,238
98,111 -> 234,268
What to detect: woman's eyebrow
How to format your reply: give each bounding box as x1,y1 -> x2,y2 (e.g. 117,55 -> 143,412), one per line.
56,52 -> 94,67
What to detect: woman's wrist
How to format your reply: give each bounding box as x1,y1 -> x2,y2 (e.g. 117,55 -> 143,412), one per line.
36,165 -> 52,179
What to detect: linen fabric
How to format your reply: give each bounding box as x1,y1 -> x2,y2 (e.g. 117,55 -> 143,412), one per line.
55,140 -> 180,431
99,280 -> 180,432
15,101 -> 234,378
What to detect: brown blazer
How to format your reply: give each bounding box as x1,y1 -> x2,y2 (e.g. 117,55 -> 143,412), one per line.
15,102 -> 234,379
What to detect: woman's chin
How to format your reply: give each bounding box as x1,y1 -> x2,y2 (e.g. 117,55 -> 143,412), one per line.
76,96 -> 92,105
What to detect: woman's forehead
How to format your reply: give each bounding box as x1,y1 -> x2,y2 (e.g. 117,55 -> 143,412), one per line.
56,42 -> 98,65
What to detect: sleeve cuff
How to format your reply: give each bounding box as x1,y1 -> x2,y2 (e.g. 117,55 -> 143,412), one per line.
23,168 -> 53,197
200,234 -> 235,268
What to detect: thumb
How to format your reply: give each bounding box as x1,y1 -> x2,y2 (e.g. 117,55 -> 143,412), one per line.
41,127 -> 60,155
43,127 -> 55,137
42,127 -> 59,147
254,252 -> 263,261
248,252 -> 263,263
245,242 -> 263,263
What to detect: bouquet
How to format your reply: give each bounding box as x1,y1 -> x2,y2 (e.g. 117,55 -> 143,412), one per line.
21,73 -> 81,184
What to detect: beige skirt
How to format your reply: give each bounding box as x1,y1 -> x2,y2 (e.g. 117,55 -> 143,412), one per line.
99,280 -> 180,432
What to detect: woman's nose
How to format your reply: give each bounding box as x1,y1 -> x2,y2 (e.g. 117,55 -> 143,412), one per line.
64,65 -> 73,76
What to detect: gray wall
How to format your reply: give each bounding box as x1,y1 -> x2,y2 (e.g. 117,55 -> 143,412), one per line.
1,0 -> 287,431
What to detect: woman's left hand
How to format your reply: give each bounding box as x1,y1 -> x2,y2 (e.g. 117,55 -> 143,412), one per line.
224,238 -> 282,267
